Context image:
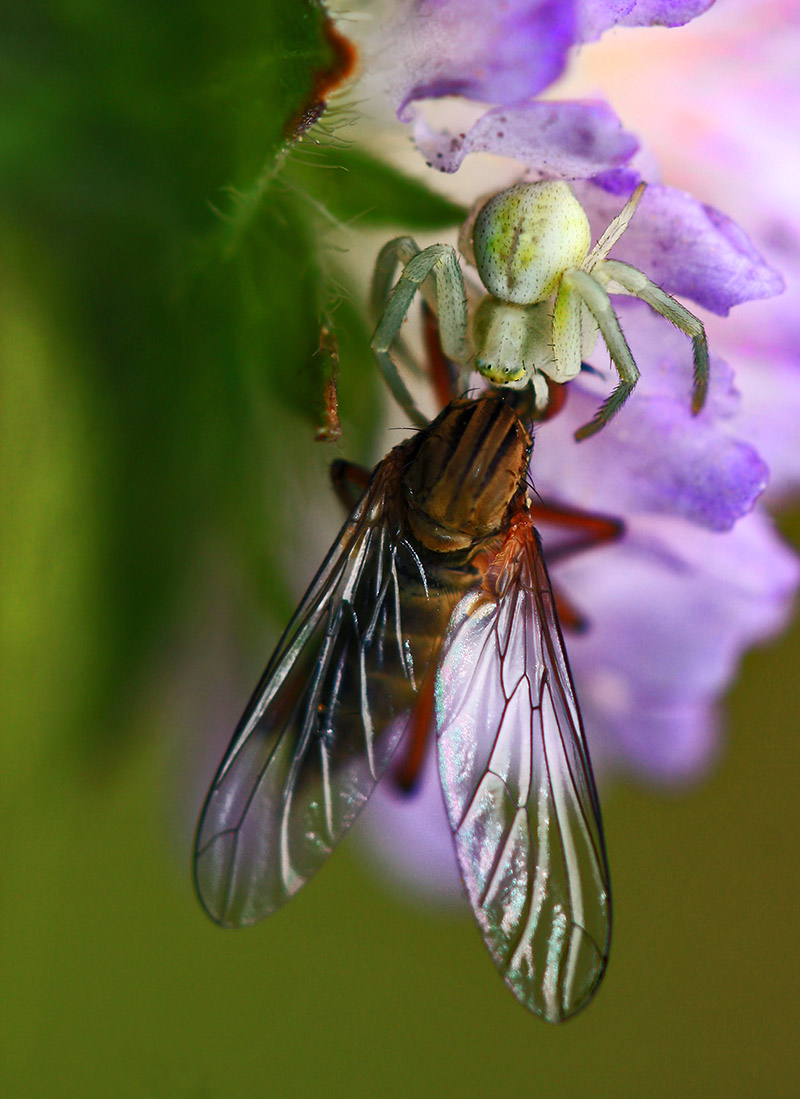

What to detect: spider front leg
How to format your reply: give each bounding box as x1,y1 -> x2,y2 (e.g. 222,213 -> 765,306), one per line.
554,269 -> 641,441
371,239 -> 469,426
600,259 -> 709,415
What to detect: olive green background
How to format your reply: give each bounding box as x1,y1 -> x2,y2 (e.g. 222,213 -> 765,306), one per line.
3,607 -> 800,1098
3,4 -> 799,1096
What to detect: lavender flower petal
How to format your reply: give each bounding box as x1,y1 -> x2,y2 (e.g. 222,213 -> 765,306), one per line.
590,700 -> 721,783
574,173 -> 785,314
388,1 -> 716,115
357,734 -> 464,902
533,379 -> 768,532
563,510 -> 800,781
719,345 -> 800,502
579,0 -> 716,40
394,1 -> 578,117
414,101 -> 639,177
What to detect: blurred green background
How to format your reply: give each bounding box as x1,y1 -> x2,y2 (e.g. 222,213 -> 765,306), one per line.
2,4 -> 799,1096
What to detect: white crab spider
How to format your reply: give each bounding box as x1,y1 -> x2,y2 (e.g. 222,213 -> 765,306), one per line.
371,180 -> 709,439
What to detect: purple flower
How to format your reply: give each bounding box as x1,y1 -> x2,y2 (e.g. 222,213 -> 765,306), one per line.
412,101 -> 640,178
384,1 -> 715,117
354,0 -> 800,900
567,0 -> 800,500
371,0 -> 717,195
530,356 -> 798,784
573,172 -> 785,315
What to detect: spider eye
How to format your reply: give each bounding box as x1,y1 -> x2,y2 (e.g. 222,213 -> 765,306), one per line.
473,181 -> 591,306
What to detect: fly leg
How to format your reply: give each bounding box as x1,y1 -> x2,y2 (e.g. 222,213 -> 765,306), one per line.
530,501 -> 624,631
329,459 -> 371,512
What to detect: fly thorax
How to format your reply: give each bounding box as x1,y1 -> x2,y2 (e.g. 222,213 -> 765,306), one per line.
473,298 -> 556,388
402,398 -> 530,555
472,181 -> 591,304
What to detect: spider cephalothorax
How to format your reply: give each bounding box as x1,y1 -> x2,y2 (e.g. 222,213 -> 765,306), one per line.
371,180 -> 709,440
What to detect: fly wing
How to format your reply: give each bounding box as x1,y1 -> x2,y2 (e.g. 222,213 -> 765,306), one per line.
436,517 -> 611,1022
195,461 -> 445,927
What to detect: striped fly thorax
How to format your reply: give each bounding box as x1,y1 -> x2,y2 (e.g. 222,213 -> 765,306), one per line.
400,396 -> 531,556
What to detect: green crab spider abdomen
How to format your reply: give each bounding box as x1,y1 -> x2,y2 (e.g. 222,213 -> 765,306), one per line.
473,181 -> 592,305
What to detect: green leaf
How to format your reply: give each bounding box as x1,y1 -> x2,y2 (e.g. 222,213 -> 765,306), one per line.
0,1 -> 350,759
1,1 -> 470,765
283,145 -> 467,228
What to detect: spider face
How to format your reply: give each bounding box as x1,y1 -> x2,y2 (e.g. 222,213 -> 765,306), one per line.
370,179 -> 709,440
472,297 -> 554,394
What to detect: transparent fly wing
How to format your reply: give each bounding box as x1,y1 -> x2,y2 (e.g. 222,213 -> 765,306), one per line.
195,463 -> 446,928
436,516 -> 611,1023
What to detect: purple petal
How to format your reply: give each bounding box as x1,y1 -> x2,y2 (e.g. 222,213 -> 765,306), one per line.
387,1 -> 716,115
413,100 -> 639,177
590,700 -> 721,784
593,400 -> 767,530
560,510 -> 799,782
585,303 -> 742,413
578,0 -> 716,40
574,173 -> 785,314
393,1 -> 579,117
716,341 -> 800,503
532,357 -> 769,533
356,735 -> 464,903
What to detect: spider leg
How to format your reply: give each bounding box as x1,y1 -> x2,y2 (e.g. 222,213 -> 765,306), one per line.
561,269 -> 640,440
552,279 -> 584,383
600,259 -> 709,415
371,241 -> 468,426
370,237 -> 427,385
585,183 -> 646,269
371,237 -> 421,317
